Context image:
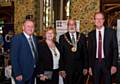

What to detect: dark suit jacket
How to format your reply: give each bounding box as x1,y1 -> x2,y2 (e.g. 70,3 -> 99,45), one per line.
10,33 -> 38,80
59,32 -> 88,73
88,27 -> 118,69
37,40 -> 63,74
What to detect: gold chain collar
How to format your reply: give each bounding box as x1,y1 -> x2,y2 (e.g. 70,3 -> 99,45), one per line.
64,33 -> 81,46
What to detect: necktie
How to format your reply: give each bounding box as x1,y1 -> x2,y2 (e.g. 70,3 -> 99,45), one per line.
29,37 -> 37,63
71,33 -> 75,45
98,31 -> 102,63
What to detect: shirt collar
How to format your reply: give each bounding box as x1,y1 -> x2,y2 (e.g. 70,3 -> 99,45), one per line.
96,26 -> 105,32
23,32 -> 33,39
69,32 -> 76,36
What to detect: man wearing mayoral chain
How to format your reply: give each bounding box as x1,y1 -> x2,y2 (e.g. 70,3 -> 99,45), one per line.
59,19 -> 88,84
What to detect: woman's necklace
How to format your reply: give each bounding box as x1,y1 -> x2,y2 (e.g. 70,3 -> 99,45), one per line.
46,40 -> 57,56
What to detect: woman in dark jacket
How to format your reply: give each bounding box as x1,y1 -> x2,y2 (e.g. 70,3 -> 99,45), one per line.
36,27 -> 66,84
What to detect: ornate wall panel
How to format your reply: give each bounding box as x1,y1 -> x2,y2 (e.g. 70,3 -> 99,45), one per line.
14,0 -> 100,33
71,0 -> 100,33
14,0 -> 35,33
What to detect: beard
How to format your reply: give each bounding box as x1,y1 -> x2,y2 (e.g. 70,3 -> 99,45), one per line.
68,29 -> 76,33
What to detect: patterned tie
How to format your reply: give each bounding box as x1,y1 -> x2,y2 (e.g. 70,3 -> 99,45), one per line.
71,33 -> 75,45
98,31 -> 102,63
29,37 -> 37,63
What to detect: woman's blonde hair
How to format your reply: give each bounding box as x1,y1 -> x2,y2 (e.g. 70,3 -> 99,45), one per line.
42,26 -> 56,41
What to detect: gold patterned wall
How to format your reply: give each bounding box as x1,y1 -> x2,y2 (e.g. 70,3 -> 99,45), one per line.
71,0 -> 100,33
14,0 -> 100,33
14,0 -> 35,33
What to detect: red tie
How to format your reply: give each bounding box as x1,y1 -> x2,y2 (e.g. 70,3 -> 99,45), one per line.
98,31 -> 102,63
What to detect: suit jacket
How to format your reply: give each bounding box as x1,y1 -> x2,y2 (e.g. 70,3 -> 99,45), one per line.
59,32 -> 88,73
88,27 -> 118,69
37,40 -> 63,74
10,33 -> 38,80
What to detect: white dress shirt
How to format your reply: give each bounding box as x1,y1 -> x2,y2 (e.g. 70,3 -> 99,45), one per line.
69,32 -> 77,42
49,46 -> 60,69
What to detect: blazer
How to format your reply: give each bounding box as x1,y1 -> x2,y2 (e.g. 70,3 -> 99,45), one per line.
10,33 -> 38,80
59,32 -> 88,72
37,40 -> 63,74
88,27 -> 118,69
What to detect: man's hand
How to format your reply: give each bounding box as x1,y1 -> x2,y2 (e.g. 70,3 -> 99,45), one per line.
39,74 -> 48,81
111,66 -> 117,75
89,67 -> 93,76
16,75 -> 23,81
83,69 -> 88,75
59,71 -> 66,78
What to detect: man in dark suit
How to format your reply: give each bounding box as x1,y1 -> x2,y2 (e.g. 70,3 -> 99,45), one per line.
88,12 -> 118,84
10,19 -> 38,84
59,19 -> 88,84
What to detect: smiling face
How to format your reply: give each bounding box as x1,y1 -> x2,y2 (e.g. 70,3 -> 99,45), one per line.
45,29 -> 55,41
67,19 -> 77,33
94,13 -> 105,29
22,20 -> 35,36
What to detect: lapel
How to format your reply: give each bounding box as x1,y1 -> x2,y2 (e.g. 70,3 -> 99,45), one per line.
32,35 -> 37,48
21,33 -> 30,48
44,42 -> 53,62
94,30 -> 97,52
21,33 -> 34,58
103,27 -> 107,55
66,32 -> 72,42
45,42 -> 52,53
76,32 -> 79,39
21,33 -> 38,56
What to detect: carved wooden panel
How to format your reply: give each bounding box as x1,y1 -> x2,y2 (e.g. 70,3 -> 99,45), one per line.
101,0 -> 120,28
